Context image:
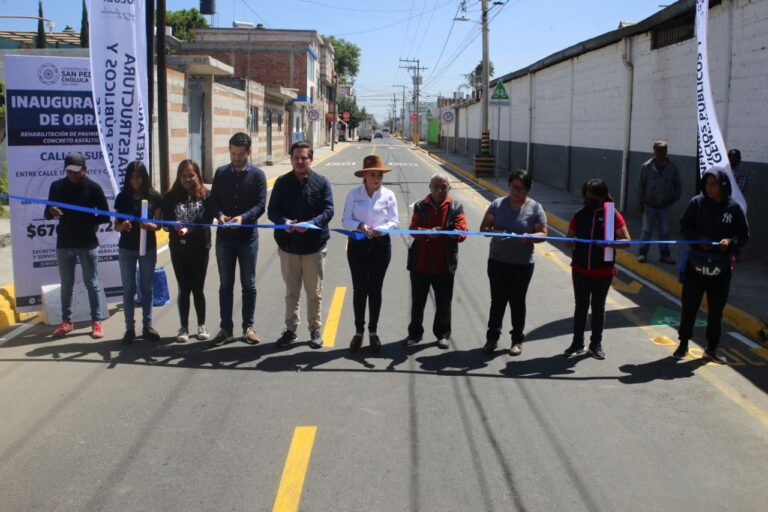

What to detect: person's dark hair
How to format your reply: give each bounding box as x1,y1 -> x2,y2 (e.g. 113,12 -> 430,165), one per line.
122,161 -> 153,197
290,141 -> 313,160
169,159 -> 206,200
508,169 -> 532,190
229,132 -> 252,151
728,148 -> 741,163
581,178 -> 614,202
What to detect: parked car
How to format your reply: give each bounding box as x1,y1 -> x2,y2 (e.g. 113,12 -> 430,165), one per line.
374,131 -> 384,139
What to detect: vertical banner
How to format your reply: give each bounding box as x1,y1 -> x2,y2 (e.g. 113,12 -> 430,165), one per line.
88,0 -> 150,191
695,0 -> 747,212
4,55 -> 122,312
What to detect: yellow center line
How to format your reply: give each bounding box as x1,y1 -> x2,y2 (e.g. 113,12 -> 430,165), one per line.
267,176 -> 277,189
273,426 -> 318,512
322,286 -> 347,348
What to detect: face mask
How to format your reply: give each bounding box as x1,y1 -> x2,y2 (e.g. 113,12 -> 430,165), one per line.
585,197 -> 602,210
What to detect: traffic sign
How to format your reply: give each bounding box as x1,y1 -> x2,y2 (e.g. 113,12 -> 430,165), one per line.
325,112 -> 335,122
410,112 -> 417,120
441,111 -> 455,124
342,111 -> 350,122
490,81 -> 510,104
307,108 -> 320,121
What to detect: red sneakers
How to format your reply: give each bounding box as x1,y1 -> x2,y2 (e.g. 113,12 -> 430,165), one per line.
91,321 -> 104,339
52,322 -> 74,337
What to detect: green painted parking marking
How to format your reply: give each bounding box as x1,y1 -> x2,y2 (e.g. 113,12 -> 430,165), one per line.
651,306 -> 706,327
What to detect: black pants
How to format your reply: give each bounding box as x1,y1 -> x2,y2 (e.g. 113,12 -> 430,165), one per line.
486,259 -> 534,343
347,236 -> 391,332
170,242 -> 210,328
571,271 -> 613,345
408,272 -> 455,340
678,266 -> 731,349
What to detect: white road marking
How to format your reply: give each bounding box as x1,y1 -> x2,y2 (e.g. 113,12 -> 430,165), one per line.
729,331 -> 761,349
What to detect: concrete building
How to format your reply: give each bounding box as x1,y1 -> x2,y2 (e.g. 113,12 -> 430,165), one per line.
439,0 -> 768,260
172,27 -> 335,151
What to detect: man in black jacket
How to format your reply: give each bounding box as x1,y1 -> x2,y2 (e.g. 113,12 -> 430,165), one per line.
268,141 -> 334,348
45,152 -> 110,338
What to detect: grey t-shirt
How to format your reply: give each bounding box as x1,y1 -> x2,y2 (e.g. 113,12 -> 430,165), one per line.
486,196 -> 546,264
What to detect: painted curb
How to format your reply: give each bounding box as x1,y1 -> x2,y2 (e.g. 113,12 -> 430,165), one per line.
419,146 -> 768,345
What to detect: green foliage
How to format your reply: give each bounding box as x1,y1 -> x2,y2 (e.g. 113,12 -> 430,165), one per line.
36,1 -> 47,49
0,163 -> 8,212
323,35 -> 360,81
166,8 -> 208,42
464,60 -> 495,92
337,96 -> 367,130
80,0 -> 89,48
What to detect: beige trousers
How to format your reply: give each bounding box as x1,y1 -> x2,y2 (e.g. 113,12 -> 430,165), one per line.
278,248 -> 326,333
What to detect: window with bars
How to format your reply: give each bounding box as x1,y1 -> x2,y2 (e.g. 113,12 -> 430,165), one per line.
249,107 -> 259,134
651,1 -> 721,50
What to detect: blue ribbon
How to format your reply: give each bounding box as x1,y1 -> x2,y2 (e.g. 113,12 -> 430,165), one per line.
1,192 -> 717,245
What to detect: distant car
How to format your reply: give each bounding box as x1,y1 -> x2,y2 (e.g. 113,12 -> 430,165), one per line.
374,131 -> 384,139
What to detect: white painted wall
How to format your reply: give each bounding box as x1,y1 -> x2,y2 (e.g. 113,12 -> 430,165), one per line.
445,0 -> 768,164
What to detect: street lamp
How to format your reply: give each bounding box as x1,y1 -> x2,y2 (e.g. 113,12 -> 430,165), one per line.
455,0 -> 495,176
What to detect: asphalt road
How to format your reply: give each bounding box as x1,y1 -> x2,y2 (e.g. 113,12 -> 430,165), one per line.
1,136 -> 767,511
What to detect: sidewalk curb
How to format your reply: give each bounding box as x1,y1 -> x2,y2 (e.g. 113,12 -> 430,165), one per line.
418,146 -> 768,345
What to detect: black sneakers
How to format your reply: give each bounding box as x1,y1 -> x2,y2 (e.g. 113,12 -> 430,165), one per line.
673,342 -> 688,360
588,343 -> 606,360
308,330 -> 323,349
703,349 -> 727,364
564,341 -> 585,356
276,329 -> 298,347
142,326 -> 161,342
121,329 -> 136,345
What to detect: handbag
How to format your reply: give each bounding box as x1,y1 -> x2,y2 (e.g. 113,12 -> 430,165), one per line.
135,266 -> 171,306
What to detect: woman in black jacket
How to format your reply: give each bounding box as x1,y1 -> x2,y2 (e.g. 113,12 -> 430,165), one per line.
162,159 -> 214,343
674,167 -> 749,363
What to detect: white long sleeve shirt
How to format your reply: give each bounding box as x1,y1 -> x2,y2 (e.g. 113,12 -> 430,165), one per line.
342,184 -> 399,232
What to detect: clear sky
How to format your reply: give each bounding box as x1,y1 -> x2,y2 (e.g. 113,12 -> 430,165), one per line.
2,1 -> 668,121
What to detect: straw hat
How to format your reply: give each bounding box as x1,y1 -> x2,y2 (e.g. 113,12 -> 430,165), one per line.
355,154 -> 392,178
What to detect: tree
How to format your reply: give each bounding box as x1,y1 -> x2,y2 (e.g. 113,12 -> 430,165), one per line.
464,60 -> 495,98
166,8 -> 208,42
80,0 -> 89,48
337,96 -> 367,131
323,35 -> 360,81
35,1 -> 46,49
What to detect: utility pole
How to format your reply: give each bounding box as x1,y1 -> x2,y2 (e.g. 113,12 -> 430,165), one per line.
157,0 -> 170,193
392,84 -> 408,137
392,94 -> 397,133
399,59 -> 427,144
473,0 -> 495,177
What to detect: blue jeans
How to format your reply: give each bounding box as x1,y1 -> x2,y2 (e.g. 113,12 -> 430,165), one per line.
56,247 -> 105,322
119,248 -> 157,330
216,237 -> 258,332
639,205 -> 672,257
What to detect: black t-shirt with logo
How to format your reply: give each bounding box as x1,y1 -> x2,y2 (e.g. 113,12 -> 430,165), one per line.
113,189 -> 163,251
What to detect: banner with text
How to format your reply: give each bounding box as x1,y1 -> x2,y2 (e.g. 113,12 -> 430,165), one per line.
695,0 -> 746,212
4,55 -> 122,312
89,0 -> 150,192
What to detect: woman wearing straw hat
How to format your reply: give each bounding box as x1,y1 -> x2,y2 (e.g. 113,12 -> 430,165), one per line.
342,154 -> 399,352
